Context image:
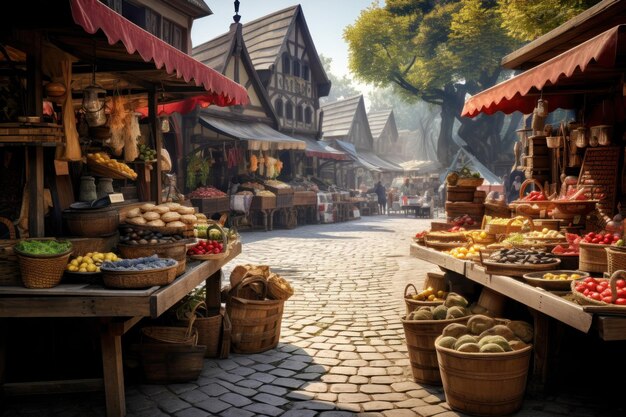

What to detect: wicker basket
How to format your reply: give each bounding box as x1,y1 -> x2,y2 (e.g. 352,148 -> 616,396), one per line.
404,283 -> 444,314
117,240 -> 188,276
570,270 -> 626,310
142,314 -> 198,345
188,222 -> 229,261
481,257 -> 561,278
139,343 -> 205,384
435,336 -> 532,415
578,242 -> 609,273
0,239 -> 20,286
267,273 -> 294,300
179,302 -> 230,358
605,246 -> 626,275
227,276 -> 285,354
484,216 -> 528,236
14,240 -> 73,289
102,261 -> 178,289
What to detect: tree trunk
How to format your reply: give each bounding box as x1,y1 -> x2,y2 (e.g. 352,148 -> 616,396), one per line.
437,84 -> 464,167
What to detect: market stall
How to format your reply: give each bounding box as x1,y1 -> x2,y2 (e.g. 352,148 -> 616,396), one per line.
0,1 -> 250,416
408,13 -> 626,404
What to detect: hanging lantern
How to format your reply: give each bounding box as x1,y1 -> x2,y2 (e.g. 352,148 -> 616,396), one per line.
160,117 -> 170,133
82,85 -> 107,127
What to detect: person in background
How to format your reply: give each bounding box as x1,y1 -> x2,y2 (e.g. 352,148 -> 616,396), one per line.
399,178 -> 411,197
374,181 -> 387,214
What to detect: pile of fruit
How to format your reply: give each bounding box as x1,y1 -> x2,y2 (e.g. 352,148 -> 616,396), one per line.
524,229 -> 564,239
87,152 -> 137,179
573,276 -> 626,305
450,214 -> 475,229
436,315 -> 533,353
409,286 -> 448,302
541,271 -> 584,281
66,252 -> 121,273
521,190 -> 547,202
405,293 -> 470,320
465,230 -> 493,244
581,231 -> 622,245
551,233 -> 583,256
137,144 -> 157,162
486,248 -> 558,265
445,243 -> 485,259
187,239 -> 225,256
188,186 -> 227,199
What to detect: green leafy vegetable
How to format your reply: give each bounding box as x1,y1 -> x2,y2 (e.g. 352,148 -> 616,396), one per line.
15,240 -> 72,255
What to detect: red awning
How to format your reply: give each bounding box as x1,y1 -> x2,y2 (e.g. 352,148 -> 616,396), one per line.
462,25 -> 624,118
70,0 -> 249,114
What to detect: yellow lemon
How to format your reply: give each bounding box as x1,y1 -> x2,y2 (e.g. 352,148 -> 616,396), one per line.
79,262 -> 89,270
79,267 -> 87,272
68,265 -> 78,272
87,264 -> 97,272
70,259 -> 79,267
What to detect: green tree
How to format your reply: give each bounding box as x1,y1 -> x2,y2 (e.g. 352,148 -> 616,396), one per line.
344,0 -> 600,169
319,54 -> 359,105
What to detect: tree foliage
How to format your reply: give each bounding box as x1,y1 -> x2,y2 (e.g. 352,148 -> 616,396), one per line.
344,0 -> 601,169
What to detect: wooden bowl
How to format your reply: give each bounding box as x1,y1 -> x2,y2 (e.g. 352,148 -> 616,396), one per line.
522,270 -> 589,291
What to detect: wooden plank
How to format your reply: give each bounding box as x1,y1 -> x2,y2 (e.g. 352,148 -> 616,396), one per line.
0,297 -> 151,317
465,262 -> 593,333
205,269 -> 223,312
100,321 -> 125,417
596,315 -> 626,340
3,378 -> 103,396
410,243 -> 466,275
0,284 -> 159,297
150,241 -> 241,318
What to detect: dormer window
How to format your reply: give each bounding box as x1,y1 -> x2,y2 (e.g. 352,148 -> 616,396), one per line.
282,53 -> 290,75
275,99 -> 284,117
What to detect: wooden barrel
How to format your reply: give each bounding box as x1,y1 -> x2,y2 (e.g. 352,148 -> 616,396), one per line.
435,339 -> 532,416
401,316 -> 469,385
62,206 -> 119,237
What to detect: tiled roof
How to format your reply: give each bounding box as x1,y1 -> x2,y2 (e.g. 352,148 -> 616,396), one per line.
192,26 -> 234,73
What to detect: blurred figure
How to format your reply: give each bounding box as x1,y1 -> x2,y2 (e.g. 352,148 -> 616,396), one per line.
374,181 -> 387,214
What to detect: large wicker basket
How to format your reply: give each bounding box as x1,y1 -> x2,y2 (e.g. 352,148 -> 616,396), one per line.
14,240 -> 73,289
102,261 -> 178,289
227,276 -> 285,354
578,242 -> 609,273
606,246 -> 626,275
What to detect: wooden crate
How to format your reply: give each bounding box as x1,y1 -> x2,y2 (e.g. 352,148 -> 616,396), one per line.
250,195 -> 276,210
528,135 -> 548,156
191,197 -> 230,215
0,122 -> 63,143
293,191 -> 317,206
275,193 -> 294,208
447,186 -> 475,202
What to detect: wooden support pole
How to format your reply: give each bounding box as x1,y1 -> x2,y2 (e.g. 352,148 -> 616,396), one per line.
100,320 -> 125,417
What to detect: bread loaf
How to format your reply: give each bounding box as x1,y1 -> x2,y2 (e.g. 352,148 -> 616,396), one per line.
161,211 -> 181,223
146,219 -> 165,227
166,221 -> 186,228
142,211 -> 161,221
140,203 -> 156,212
179,214 -> 197,225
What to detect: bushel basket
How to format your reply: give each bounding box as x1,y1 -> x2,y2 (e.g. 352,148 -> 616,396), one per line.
141,314 -> 198,346
180,302 -> 231,358
14,240 -> 73,289
227,275 -> 284,354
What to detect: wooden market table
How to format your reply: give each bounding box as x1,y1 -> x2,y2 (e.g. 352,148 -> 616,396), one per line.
0,241 -> 241,417
410,243 -> 626,384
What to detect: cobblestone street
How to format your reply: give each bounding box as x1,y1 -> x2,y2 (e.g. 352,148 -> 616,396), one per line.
1,216 -> 624,417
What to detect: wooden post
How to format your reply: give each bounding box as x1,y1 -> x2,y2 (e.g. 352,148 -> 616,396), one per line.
100,320 -> 126,417
205,269 -> 222,316
148,90 -> 162,203
28,146 -> 45,237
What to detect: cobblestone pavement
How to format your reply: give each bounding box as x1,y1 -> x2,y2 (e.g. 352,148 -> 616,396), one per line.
1,216 -> 624,417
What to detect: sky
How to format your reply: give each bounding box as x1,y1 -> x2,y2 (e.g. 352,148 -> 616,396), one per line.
191,1 -> 378,96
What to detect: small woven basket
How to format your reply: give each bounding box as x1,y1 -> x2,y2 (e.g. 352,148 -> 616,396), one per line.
142,314 -> 198,345
14,240 -> 73,289
102,261 -> 178,289
571,270 -> 626,307
404,283 -> 444,314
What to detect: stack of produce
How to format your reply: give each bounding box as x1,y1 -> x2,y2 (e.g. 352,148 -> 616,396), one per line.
66,251 -> 121,273
87,152 -> 137,179
187,186 -> 227,199
405,293 -> 471,321
436,314 -> 533,352
124,202 -> 198,229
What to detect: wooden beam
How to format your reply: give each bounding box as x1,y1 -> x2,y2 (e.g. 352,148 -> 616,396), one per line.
110,316 -> 143,336
148,89 -> 158,203
3,379 -> 103,396
100,321 -> 125,417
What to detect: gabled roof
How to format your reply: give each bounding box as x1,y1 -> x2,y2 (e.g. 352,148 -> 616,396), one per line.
193,23 -> 279,125
169,0 -> 212,18
368,109 -> 394,140
241,5 -> 330,96
320,95 -> 363,138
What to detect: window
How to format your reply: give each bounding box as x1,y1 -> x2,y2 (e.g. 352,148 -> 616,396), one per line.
102,0 -> 122,13
296,104 -> 303,122
162,17 -> 184,51
292,60 -> 301,77
305,107 -> 312,124
285,101 -> 293,120
275,99 -> 283,117
303,64 -> 310,81
282,53 -> 290,75
145,8 -> 161,37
